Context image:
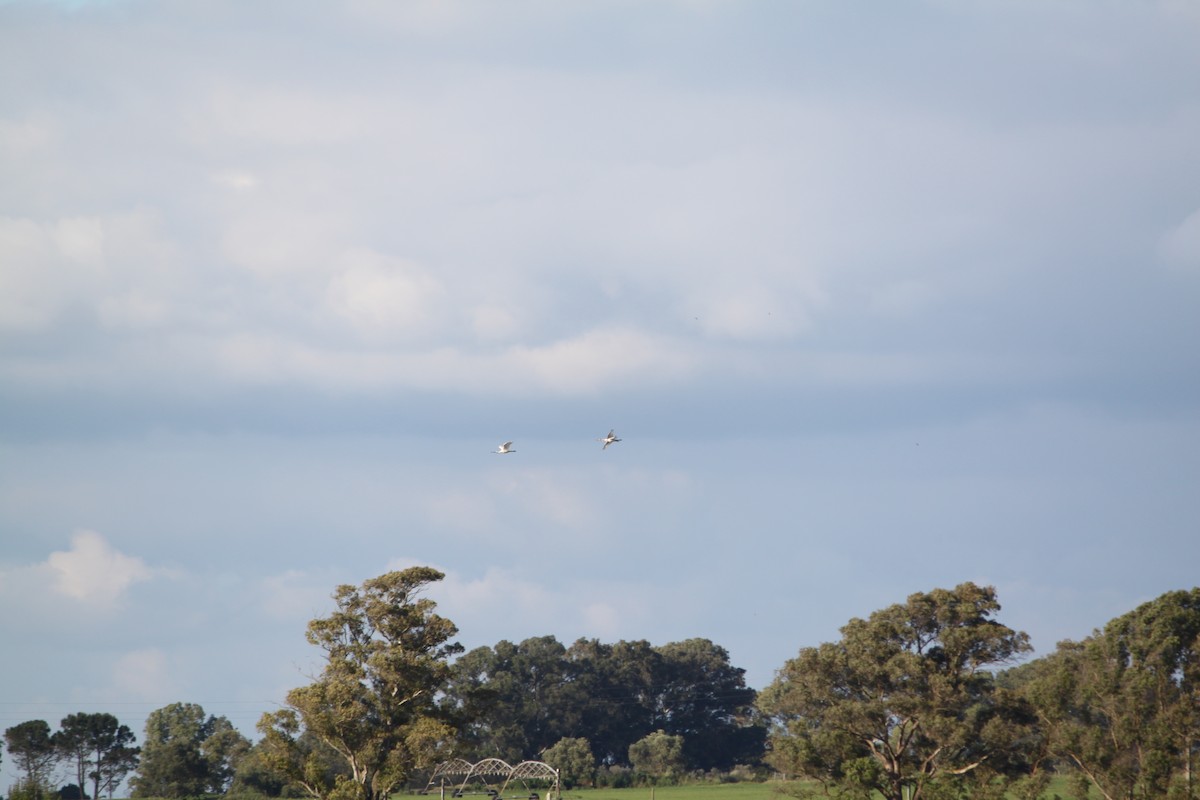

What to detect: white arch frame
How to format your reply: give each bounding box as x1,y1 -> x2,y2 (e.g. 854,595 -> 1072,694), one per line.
424,759 -> 559,800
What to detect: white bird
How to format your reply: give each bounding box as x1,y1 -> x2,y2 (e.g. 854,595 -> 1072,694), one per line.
598,429 -> 621,450
494,441 -> 516,454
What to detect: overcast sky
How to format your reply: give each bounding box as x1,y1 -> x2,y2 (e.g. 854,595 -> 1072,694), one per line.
2,0 -> 1200,789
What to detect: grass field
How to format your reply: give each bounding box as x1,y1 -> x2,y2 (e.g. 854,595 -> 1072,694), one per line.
523,776 -> 1076,800
557,784 -> 776,800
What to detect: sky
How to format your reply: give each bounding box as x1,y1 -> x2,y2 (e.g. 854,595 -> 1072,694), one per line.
2,0 -> 1200,790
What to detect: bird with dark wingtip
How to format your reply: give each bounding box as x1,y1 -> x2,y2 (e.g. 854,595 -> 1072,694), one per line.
598,430 -> 621,450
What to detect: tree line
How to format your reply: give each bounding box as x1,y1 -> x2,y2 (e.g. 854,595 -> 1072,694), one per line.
6,569 -> 1199,800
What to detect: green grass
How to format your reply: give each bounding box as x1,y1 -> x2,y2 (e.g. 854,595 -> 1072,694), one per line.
558,784 -> 777,800
548,775 -> 1077,800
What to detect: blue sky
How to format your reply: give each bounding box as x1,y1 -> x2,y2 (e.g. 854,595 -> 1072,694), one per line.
2,0 -> 1200,790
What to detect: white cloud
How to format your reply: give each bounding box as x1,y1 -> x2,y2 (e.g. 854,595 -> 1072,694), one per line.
685,281 -> 824,341
581,602 -> 622,639
0,216 -> 102,330
186,84 -> 377,149
212,170 -> 260,192
259,570 -> 336,622
0,212 -> 183,332
1160,208 -> 1200,274
46,530 -> 154,610
382,559 -> 565,636
108,648 -> 178,702
470,304 -> 522,342
0,116 -> 55,158
325,249 -> 447,343
203,323 -> 698,396
510,327 -> 699,394
218,199 -> 350,278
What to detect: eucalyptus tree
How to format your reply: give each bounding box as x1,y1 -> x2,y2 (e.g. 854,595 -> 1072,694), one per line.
258,567 -> 462,800
759,582 -> 1036,800
1020,588 -> 1200,800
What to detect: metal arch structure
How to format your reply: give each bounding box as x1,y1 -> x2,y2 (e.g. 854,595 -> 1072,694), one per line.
502,761 -> 559,798
430,759 -> 475,782
423,759 -> 559,800
422,759 -> 475,795
464,758 -> 515,784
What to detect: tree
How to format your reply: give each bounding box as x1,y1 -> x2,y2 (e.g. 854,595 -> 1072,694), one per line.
542,737 -> 595,789
55,713 -> 139,800
96,739 -> 140,800
258,567 -> 462,800
255,712 -> 353,800
441,636 -> 576,762
628,731 -> 684,783
758,582 -> 1036,800
564,638 -> 660,766
438,634 -> 764,770
5,720 -> 60,800
130,702 -> 249,798
1019,588 -> 1200,800
654,638 -> 764,771
233,731 -> 346,799
56,717 -> 93,800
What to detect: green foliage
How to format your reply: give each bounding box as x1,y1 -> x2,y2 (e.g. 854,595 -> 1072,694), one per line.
56,713 -> 139,800
544,737 -> 596,788
130,702 -> 249,798
5,720 -> 60,800
1018,588 -> 1200,800
654,639 -> 765,771
258,567 -> 461,800
628,731 -> 685,783
441,635 -> 763,771
442,635 -> 575,762
758,582 -> 1035,800
7,776 -> 57,800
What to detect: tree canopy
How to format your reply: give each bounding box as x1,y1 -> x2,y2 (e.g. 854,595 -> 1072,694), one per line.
130,702 -> 249,798
55,713 -> 139,800
758,582 -> 1036,800
258,567 -> 462,800
5,720 -> 59,800
15,573 -> 1200,800
1013,587 -> 1200,800
441,634 -> 762,771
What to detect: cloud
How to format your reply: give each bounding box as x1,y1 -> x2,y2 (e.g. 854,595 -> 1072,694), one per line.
1160,207 -> 1200,274
259,569 -> 339,622
0,216 -> 103,330
510,327 -> 699,394
379,557 -> 704,650
46,530 -> 154,610
0,212 -> 183,333
325,249 -> 447,343
581,602 -> 622,639
211,170 -> 260,192
108,648 -> 178,702
200,323 -> 698,397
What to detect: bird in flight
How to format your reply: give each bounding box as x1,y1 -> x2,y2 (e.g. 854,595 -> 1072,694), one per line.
598,429 -> 621,450
494,441 -> 516,454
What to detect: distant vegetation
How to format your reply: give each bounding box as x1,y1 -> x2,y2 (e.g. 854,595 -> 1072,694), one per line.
6,570 -> 1199,800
